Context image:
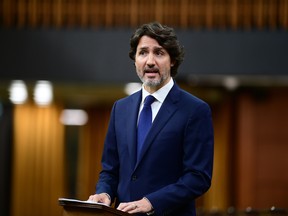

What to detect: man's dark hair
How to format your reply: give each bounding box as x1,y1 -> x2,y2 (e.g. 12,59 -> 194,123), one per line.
129,22 -> 184,77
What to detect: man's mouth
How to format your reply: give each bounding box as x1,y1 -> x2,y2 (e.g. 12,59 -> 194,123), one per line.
144,69 -> 159,74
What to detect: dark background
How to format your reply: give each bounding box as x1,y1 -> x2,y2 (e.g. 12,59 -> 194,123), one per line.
1,29 -> 288,84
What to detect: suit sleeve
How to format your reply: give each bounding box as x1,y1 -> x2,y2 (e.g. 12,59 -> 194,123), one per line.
95,102 -> 119,202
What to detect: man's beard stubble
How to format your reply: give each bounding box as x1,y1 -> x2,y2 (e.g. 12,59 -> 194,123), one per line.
137,71 -> 169,88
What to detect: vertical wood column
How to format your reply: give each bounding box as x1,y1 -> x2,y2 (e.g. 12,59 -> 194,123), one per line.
11,103 -> 65,216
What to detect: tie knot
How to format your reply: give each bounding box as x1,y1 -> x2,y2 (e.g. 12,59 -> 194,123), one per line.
144,95 -> 155,107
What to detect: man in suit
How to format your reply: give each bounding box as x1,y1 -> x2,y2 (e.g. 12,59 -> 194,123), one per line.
88,22 -> 214,216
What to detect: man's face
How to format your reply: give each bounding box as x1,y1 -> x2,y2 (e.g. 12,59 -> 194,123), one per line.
135,36 -> 173,92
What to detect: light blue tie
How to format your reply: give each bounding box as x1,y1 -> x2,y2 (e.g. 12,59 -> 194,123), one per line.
137,95 -> 155,160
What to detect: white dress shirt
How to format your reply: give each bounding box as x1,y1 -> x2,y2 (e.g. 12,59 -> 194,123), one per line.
138,78 -> 174,123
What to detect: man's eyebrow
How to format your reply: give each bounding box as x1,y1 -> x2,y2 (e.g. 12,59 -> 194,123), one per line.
138,46 -> 148,50
154,47 -> 164,51
137,46 -> 165,52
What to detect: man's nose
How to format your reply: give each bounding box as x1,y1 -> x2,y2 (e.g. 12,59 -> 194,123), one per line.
146,53 -> 155,66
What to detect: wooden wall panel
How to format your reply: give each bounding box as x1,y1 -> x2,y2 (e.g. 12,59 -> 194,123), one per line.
235,88 -> 288,209
1,0 -> 287,29
201,94 -> 234,209
76,106 -> 111,200
11,103 -> 65,216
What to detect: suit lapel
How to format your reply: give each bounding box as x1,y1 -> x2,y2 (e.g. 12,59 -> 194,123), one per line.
135,84 -> 181,168
126,91 -> 142,167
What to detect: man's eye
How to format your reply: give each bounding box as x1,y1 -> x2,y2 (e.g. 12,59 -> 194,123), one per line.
139,51 -> 146,55
155,51 -> 164,56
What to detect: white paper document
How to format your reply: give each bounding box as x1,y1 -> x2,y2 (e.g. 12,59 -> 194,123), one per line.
58,198 -> 109,206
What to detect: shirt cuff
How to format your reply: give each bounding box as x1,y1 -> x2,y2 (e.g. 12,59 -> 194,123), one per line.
143,197 -> 154,215
103,193 -> 111,201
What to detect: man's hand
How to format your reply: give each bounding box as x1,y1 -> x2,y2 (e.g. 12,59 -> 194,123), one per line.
88,193 -> 111,206
117,197 -> 153,214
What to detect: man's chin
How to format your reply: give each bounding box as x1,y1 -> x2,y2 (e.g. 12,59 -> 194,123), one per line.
144,79 -> 161,87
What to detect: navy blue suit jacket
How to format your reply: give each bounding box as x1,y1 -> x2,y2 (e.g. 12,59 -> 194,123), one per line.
96,83 -> 214,216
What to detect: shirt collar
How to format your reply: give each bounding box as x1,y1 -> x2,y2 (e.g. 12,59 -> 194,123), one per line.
141,78 -> 174,104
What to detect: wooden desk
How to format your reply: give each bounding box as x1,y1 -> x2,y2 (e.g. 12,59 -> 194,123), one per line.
59,198 -> 130,216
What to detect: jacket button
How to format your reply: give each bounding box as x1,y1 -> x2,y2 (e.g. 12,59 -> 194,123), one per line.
132,175 -> 137,181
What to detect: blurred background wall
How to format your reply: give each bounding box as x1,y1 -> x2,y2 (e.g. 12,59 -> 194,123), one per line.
0,1 -> 288,216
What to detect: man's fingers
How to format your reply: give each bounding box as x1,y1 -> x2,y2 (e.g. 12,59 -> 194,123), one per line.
118,202 -> 138,212
88,194 -> 111,206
